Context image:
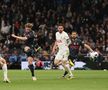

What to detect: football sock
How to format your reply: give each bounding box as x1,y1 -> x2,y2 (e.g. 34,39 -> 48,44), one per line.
28,64 -> 35,77
64,64 -> 73,76
63,71 -> 68,77
2,64 -> 8,80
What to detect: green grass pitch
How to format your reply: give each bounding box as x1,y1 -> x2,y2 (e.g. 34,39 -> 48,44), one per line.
0,70 -> 108,90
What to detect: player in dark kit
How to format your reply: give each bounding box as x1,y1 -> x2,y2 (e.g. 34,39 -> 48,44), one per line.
12,23 -> 37,81
63,31 -> 94,78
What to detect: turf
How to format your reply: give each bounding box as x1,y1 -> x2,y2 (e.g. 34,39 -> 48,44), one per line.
0,70 -> 108,90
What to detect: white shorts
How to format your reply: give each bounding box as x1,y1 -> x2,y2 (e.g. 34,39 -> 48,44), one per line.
55,47 -> 69,61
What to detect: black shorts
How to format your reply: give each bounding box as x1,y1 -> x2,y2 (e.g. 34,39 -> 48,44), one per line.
25,49 -> 35,57
68,55 -> 78,61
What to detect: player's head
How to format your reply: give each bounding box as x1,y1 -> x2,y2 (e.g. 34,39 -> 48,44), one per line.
57,23 -> 64,33
71,31 -> 78,39
25,23 -> 33,32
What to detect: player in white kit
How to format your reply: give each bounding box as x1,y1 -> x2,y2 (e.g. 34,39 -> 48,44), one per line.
0,56 -> 10,83
52,23 -> 73,79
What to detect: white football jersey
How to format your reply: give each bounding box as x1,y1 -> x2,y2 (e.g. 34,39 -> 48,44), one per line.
56,31 -> 69,49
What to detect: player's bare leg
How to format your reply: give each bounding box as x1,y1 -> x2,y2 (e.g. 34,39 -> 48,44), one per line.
54,59 -> 73,79
28,57 -> 37,81
24,46 -> 37,81
54,60 -> 62,66
62,60 -> 74,79
63,59 -> 74,78
0,57 -> 11,83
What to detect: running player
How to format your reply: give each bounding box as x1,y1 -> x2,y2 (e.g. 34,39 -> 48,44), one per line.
12,23 -> 37,81
52,23 -> 73,79
63,31 -> 94,77
0,56 -> 10,83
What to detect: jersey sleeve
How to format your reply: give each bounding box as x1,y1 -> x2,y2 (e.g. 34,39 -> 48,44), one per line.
55,32 -> 58,40
79,39 -> 85,47
65,33 -> 69,40
65,33 -> 71,45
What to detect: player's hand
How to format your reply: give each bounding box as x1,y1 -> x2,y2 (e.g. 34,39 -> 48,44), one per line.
11,34 -> 16,38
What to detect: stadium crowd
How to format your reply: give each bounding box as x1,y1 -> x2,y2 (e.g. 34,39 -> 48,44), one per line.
0,0 -> 108,69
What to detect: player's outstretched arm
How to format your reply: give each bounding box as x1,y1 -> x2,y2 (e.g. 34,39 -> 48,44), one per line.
12,34 -> 27,41
84,44 -> 94,52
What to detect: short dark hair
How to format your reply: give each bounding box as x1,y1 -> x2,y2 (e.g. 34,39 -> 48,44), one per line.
72,31 -> 77,34
58,23 -> 64,27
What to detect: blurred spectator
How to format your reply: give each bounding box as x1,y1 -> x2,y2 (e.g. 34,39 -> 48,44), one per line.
35,58 -> 44,69
19,53 -> 27,61
9,50 -> 18,64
